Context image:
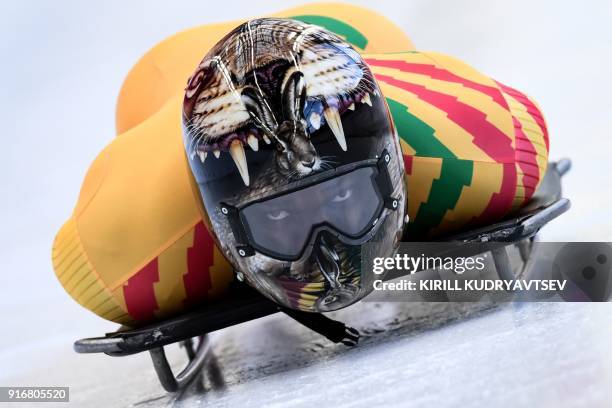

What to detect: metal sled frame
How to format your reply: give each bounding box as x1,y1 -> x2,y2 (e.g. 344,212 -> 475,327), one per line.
74,160 -> 571,392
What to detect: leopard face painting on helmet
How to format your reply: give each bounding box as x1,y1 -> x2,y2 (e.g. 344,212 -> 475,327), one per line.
183,18 -> 407,312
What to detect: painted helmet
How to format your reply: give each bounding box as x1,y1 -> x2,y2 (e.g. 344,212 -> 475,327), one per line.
183,18 -> 406,312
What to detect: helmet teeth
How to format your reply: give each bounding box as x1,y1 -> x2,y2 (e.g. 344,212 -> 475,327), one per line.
213,149 -> 221,158
347,102 -> 355,111
229,140 -> 250,186
323,106 -> 347,151
362,93 -> 372,107
263,135 -> 271,144
197,151 -> 207,163
247,133 -> 259,151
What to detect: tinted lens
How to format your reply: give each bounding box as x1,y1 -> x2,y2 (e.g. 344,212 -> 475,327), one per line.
240,167 -> 383,258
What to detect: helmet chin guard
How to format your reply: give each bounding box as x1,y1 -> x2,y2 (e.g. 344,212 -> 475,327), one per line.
183,18 -> 407,311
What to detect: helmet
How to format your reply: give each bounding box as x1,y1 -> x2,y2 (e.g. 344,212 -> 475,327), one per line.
183,18 -> 407,312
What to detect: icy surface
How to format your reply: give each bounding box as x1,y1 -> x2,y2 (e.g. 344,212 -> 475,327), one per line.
1,0 -> 612,407
175,302 -> 612,408
4,302 -> 611,407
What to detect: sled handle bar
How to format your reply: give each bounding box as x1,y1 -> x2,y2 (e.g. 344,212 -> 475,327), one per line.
150,335 -> 210,392
74,337 -> 123,354
73,335 -> 212,392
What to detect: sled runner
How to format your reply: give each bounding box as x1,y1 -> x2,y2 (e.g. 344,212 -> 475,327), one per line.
74,159 -> 570,392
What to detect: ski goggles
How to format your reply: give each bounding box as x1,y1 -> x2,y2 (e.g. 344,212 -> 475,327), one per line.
220,150 -> 400,261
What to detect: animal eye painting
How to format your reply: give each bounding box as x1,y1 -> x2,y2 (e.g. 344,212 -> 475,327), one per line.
182,18 -> 384,188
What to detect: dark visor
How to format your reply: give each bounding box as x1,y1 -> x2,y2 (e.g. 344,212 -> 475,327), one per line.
221,151 -> 398,261
240,166 -> 382,259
